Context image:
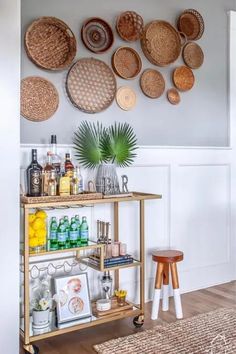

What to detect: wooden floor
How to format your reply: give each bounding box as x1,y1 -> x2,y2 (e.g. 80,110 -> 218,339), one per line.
21,281 -> 236,354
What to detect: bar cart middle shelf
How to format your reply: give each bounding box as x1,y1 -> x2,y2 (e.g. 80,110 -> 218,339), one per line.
21,192 -> 161,354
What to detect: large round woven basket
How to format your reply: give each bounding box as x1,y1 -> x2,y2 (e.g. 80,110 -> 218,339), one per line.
66,58 -> 117,114
25,17 -> 77,71
141,21 -> 182,67
21,76 -> 59,122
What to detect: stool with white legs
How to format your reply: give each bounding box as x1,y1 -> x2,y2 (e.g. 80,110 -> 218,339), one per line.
151,250 -> 184,320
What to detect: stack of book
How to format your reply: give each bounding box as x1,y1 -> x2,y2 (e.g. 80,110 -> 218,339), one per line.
88,254 -> 134,268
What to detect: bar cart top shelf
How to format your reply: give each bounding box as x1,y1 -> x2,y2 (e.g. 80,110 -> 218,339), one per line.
21,191 -> 162,208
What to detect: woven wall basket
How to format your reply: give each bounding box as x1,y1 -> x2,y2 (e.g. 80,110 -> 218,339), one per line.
66,58 -> 117,114
25,17 -> 77,70
21,76 -> 59,122
116,86 -> 136,111
141,21 -> 182,67
112,47 -> 142,79
116,11 -> 144,42
167,88 -> 181,105
173,66 -> 195,92
177,9 -> 204,41
140,69 -> 165,99
183,42 -> 204,69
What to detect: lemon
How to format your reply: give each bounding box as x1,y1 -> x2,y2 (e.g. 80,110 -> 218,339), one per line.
32,218 -> 45,231
35,229 -> 47,239
35,210 -> 47,220
29,213 -> 36,223
29,237 -> 39,248
29,225 -> 35,238
38,236 -> 46,246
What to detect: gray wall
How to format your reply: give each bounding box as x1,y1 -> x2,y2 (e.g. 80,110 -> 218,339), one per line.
21,0 -> 235,146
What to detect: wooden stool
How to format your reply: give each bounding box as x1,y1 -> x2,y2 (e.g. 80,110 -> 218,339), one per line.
151,250 -> 184,320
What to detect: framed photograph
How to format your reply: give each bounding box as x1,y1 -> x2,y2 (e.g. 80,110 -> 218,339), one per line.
54,273 -> 92,324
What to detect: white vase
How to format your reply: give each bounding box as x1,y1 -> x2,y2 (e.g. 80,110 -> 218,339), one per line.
96,163 -> 120,194
32,308 -> 49,327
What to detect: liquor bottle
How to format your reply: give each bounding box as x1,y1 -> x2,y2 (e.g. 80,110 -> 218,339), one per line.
75,215 -> 81,246
26,149 -> 43,197
49,217 -> 58,251
43,152 -> 54,195
57,218 -> 66,249
63,216 -> 70,249
65,153 -> 74,178
51,135 -> 61,175
59,167 -> 70,196
48,170 -> 57,196
69,217 -> 78,248
70,169 -> 79,195
80,216 -> 89,245
76,166 -> 84,194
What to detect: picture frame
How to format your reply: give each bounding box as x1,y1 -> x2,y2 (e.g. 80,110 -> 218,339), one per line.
54,273 -> 92,324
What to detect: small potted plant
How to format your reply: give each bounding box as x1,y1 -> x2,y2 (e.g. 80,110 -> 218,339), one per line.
73,121 -> 137,193
32,297 -> 50,327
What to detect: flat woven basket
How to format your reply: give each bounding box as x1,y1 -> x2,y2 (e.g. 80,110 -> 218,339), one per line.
140,69 -> 165,99
25,17 -> 77,70
116,11 -> 144,42
182,42 -> 204,69
177,9 -> 204,41
141,21 -> 182,67
116,86 -> 136,111
112,47 -> 142,79
81,17 -> 114,53
173,66 -> 195,92
167,88 -> 181,105
21,76 -> 59,122
66,58 -> 117,113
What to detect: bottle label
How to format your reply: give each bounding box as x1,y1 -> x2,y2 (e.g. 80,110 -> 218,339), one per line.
52,163 -> 60,175
69,231 -> 78,241
50,231 -> 57,240
57,232 -> 66,242
81,230 -> 88,240
31,171 -> 41,194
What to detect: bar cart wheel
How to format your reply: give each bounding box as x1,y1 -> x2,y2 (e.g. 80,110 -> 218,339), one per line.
24,344 -> 39,354
133,315 -> 144,328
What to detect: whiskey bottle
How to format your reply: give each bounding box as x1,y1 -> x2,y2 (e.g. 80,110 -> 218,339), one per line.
48,170 -> 57,196
50,135 -> 61,175
43,151 -> 54,195
65,153 -> 74,178
26,149 -> 43,197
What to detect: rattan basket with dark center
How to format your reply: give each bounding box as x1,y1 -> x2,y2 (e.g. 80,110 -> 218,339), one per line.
141,20 -> 182,67
177,9 -> 204,41
25,17 -> 77,70
66,58 -> 117,114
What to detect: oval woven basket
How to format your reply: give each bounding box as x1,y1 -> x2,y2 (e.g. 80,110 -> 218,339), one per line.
66,58 -> 117,114
141,21 -> 182,67
21,76 -> 59,122
116,86 -> 136,111
112,46 -> 142,79
116,11 -> 144,42
177,9 -> 204,41
167,88 -> 181,105
140,69 -> 165,99
173,66 -> 195,92
81,17 -> 114,53
182,42 -> 204,69
25,17 -> 77,71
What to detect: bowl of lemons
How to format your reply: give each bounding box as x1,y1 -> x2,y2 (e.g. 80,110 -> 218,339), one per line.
29,210 -> 47,253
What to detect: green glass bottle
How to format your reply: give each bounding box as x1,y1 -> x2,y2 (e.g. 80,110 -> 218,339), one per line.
49,217 -> 58,251
80,216 -> 89,245
57,219 -> 66,249
69,217 -> 78,248
64,216 -> 70,249
75,215 -> 81,246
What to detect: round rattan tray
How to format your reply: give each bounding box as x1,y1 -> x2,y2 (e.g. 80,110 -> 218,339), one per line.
140,69 -> 165,99
81,17 -> 114,53
66,58 -> 117,114
112,46 -> 142,79
116,11 -> 144,42
183,42 -> 204,69
167,88 -> 181,105
141,21 -> 182,67
173,66 -> 195,92
116,86 -> 136,110
21,76 -> 59,121
25,17 -> 77,71
177,9 -> 204,41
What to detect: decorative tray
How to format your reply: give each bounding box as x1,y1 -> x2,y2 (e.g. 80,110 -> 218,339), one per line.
21,76 -> 59,122
25,16 -> 76,70
21,192 -> 103,204
92,298 -> 133,317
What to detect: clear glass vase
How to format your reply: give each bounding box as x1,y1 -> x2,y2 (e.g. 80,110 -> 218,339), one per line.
96,163 -> 120,194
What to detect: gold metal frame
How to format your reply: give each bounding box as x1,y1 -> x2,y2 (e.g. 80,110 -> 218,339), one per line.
20,192 -> 161,349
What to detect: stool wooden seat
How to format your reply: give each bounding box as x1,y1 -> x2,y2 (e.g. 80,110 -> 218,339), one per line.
151,250 -> 184,321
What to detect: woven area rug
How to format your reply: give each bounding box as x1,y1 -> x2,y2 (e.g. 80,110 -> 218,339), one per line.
94,308 -> 236,354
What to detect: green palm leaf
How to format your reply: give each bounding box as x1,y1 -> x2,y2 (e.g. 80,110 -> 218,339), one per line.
73,121 -> 106,169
